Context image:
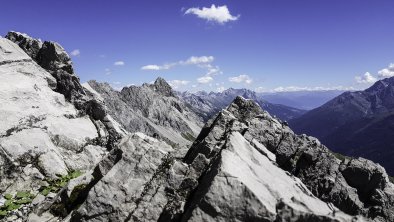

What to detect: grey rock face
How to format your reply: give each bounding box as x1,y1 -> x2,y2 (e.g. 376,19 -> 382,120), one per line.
0,37 -> 99,194
71,96 -> 375,222
86,79 -> 204,148
6,31 -> 85,103
72,133 -> 181,221
0,34 -> 126,221
5,31 -> 43,59
36,41 -> 86,103
5,31 -> 122,150
210,96 -> 394,221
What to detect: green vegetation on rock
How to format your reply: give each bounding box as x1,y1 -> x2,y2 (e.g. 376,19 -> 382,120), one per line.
0,191 -> 34,218
40,170 -> 83,196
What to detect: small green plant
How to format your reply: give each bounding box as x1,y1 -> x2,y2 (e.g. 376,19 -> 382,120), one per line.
16,191 -> 34,199
40,170 -> 83,196
0,191 -> 35,218
181,132 -> 196,142
3,194 -> 12,200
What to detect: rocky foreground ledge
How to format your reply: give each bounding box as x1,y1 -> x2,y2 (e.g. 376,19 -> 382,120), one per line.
0,32 -> 393,221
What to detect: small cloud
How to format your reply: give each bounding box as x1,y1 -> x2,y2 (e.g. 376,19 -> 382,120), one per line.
99,54 -> 106,58
141,56 -> 214,71
355,72 -> 377,84
197,76 -> 213,84
378,63 -> 394,78
114,61 -> 125,66
141,64 -> 174,70
70,49 -> 80,57
229,74 -> 253,84
201,64 -> 221,76
183,56 -> 214,65
185,4 -> 240,24
168,80 -> 190,89
141,65 -> 162,70
255,86 -> 265,93
217,86 -> 226,92
105,68 -> 111,75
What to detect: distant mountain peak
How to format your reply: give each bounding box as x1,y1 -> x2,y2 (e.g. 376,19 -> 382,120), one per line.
290,76 -> 394,175
366,76 -> 394,93
150,77 -> 175,97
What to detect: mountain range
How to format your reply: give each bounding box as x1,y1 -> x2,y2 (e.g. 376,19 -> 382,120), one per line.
290,77 -> 394,175
178,88 -> 307,122
260,90 -> 345,110
1,31 -> 394,222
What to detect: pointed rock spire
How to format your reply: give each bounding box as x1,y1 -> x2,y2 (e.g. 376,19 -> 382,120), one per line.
150,77 -> 175,97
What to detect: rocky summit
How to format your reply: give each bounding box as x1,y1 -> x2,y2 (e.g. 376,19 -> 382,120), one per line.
85,77 -> 204,150
0,32 -> 393,222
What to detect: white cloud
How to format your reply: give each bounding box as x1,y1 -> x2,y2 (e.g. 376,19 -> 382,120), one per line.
197,76 -> 213,84
141,64 -> 174,70
105,68 -> 111,75
217,86 -> 226,92
114,61 -> 125,66
183,56 -> 214,65
168,80 -> 190,89
255,87 -> 265,93
185,4 -> 240,24
229,74 -> 253,84
141,56 -> 214,71
70,49 -> 80,56
355,72 -> 377,84
378,63 -> 394,78
141,65 -> 162,70
201,64 -> 221,76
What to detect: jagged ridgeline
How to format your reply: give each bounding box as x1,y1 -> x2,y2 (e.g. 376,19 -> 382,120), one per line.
0,32 -> 393,221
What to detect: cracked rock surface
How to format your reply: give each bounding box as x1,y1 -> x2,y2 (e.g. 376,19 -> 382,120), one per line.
70,96 -> 381,222
0,37 -> 102,191
86,78 -> 204,148
0,34 -> 125,221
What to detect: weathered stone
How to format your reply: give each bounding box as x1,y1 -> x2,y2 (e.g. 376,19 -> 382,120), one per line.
86,78 -> 203,147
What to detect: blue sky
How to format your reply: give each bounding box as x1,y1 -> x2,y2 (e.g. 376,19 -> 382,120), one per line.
1,0 -> 394,92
